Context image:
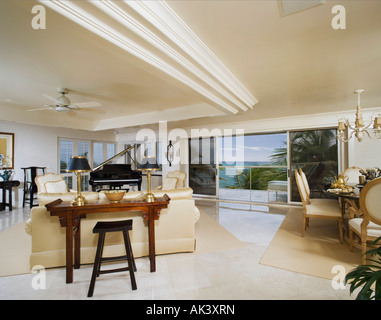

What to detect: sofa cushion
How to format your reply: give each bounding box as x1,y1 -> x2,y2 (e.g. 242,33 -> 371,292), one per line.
45,180 -> 68,193
35,173 -> 66,193
37,192 -> 99,206
152,187 -> 193,199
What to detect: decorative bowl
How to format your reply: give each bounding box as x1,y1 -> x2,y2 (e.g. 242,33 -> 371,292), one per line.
104,190 -> 126,202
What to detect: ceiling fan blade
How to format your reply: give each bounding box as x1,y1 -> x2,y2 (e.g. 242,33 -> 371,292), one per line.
43,94 -> 59,104
27,106 -> 55,111
75,101 -> 102,108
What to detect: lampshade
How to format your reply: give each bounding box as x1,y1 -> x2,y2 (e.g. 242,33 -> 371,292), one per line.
66,156 -> 91,172
138,156 -> 159,170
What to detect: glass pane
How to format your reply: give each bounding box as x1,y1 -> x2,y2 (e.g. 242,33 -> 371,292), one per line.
60,140 -> 73,173
81,174 -> 89,191
219,133 -> 288,203
290,129 -> 338,201
107,143 -> 115,162
93,142 -> 103,168
156,142 -> 162,171
78,141 -> 89,158
64,176 -> 73,190
189,137 -> 216,195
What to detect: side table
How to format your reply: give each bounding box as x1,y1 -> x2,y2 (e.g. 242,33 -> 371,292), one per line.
0,180 -> 20,211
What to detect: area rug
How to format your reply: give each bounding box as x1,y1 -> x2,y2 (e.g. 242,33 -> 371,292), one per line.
0,210 -> 244,277
260,208 -> 362,280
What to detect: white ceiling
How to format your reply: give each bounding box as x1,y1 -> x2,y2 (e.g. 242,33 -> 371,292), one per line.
1,0 -> 381,132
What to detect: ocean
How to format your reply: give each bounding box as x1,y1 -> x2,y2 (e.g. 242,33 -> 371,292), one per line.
218,161 -> 272,188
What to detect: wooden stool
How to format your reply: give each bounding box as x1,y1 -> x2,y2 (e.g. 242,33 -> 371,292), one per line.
87,219 -> 137,297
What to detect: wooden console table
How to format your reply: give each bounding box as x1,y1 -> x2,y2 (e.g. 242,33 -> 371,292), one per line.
45,195 -> 170,283
0,180 -> 20,212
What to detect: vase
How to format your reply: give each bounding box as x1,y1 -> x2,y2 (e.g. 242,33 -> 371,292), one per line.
0,170 -> 12,181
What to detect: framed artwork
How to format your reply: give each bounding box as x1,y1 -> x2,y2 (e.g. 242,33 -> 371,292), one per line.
0,132 -> 14,169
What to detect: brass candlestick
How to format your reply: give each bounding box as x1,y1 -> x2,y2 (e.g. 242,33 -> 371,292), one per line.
138,157 -> 159,202
139,167 -> 159,202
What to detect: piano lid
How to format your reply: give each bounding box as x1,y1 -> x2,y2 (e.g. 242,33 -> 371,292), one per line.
92,146 -> 135,172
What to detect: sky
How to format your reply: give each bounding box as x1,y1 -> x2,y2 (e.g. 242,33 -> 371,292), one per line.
219,133 -> 287,163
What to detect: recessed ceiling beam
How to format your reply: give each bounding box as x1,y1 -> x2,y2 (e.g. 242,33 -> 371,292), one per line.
39,0 -> 257,115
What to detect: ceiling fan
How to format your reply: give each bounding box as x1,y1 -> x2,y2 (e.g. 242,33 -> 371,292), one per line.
28,88 -> 101,113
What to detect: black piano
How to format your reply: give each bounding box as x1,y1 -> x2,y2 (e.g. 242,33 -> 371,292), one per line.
89,146 -> 142,191
89,164 -> 142,191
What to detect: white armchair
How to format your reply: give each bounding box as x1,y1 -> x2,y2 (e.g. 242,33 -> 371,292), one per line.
156,170 -> 187,190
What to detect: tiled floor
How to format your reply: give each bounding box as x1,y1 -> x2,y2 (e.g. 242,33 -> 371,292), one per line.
0,201 -> 356,300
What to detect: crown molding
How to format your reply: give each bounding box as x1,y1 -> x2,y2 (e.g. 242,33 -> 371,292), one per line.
39,0 -> 256,116
126,1 -> 257,108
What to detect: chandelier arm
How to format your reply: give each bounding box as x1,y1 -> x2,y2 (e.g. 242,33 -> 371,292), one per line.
348,130 -> 355,141
345,119 -> 356,131
365,129 -> 372,139
363,118 -> 373,131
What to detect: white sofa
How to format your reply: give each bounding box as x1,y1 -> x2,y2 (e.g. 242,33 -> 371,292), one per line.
25,187 -> 200,270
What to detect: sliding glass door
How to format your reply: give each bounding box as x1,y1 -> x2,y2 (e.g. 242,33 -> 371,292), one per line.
289,129 -> 338,202
187,128 -> 338,204
219,133 -> 288,203
188,137 -> 217,196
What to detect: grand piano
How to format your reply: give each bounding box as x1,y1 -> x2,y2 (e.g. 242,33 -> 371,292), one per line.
89,146 -> 142,191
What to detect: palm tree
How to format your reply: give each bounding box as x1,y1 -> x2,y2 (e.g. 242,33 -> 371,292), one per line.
271,129 -> 338,200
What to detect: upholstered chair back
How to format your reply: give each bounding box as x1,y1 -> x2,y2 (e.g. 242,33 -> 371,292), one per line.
299,169 -> 311,204
360,177 -> 381,225
35,173 -> 68,193
342,166 -> 362,186
295,169 -> 308,205
166,170 -> 187,188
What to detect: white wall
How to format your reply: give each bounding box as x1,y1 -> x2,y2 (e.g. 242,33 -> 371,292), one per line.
348,138 -> 381,169
0,121 -> 115,207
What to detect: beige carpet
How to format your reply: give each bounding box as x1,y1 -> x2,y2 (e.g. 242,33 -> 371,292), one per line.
0,210 -> 244,277
260,209 -> 362,280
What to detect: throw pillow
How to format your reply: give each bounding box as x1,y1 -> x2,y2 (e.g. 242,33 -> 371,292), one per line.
44,180 -> 68,193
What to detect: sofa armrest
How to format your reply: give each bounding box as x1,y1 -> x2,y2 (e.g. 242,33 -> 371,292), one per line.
25,218 -> 32,235
37,191 -> 99,206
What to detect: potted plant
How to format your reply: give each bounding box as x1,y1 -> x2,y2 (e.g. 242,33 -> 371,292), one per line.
345,236 -> 381,300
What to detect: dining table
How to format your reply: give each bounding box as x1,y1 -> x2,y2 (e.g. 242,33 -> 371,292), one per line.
325,187 -> 360,217
325,186 -> 362,244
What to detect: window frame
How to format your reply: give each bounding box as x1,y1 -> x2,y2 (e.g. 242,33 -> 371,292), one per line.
58,138 -> 116,191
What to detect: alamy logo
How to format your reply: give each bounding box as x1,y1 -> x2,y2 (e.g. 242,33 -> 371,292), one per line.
331,5 -> 346,30
31,265 -> 46,290
31,5 -> 46,30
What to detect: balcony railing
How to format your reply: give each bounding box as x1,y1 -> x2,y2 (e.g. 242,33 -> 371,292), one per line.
219,165 -> 288,203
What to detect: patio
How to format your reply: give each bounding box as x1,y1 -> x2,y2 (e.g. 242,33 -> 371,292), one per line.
218,187 -> 288,204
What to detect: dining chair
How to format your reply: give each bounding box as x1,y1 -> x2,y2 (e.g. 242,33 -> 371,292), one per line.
295,169 -> 343,242
348,177 -> 381,264
342,166 -> 363,186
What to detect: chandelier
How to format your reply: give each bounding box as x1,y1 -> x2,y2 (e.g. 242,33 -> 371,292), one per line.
337,89 -> 381,142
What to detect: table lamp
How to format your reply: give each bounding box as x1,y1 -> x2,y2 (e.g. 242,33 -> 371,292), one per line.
66,156 -> 91,206
138,157 -> 159,202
